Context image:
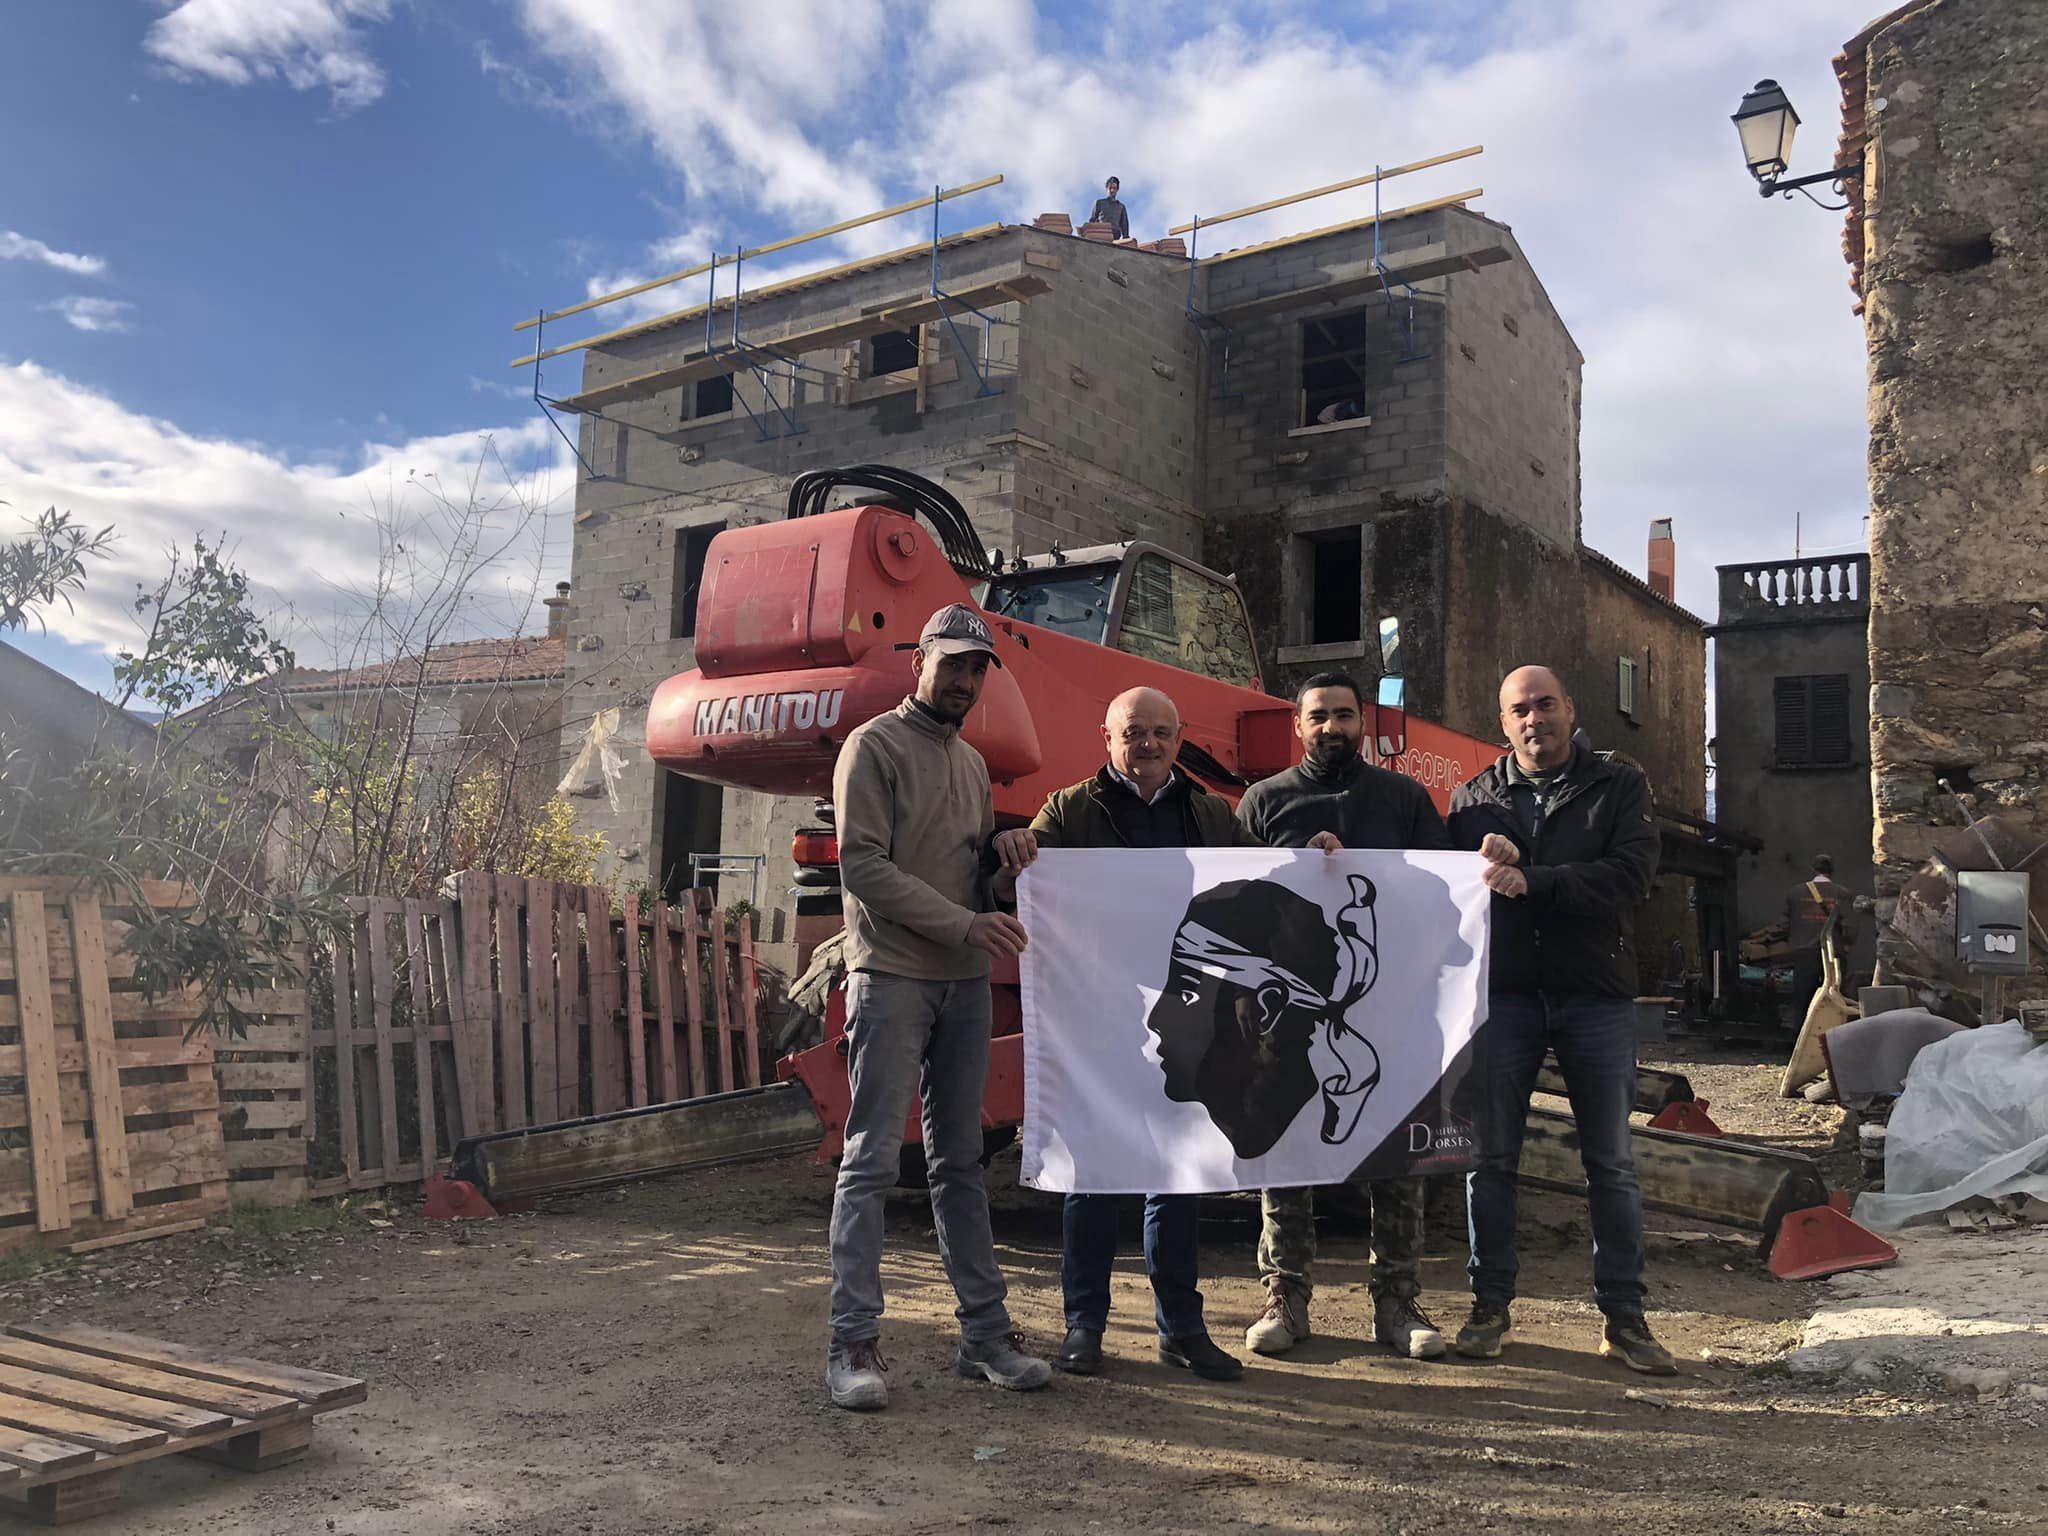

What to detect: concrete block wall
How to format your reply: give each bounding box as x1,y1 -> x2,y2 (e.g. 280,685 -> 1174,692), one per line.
1197,209 -> 1454,520
1441,212 -> 1582,551
1010,234 -> 1205,559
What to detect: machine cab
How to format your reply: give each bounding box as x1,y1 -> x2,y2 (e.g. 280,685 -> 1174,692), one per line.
982,542 -> 1265,693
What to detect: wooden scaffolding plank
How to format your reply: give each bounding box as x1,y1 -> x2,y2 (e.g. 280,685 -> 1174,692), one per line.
553,269 -> 1048,413
1197,188 -> 1483,267
0,1428 -> 92,1475
1166,145 -> 1483,235
402,902 -> 439,1171
554,886 -> 583,1122
0,1365 -> 229,1438
526,879 -> 560,1123
649,901 -> 680,1104
364,900 -> 403,1177
454,874 -> 496,1136
330,933 -> 361,1185
9,893 -> 71,1235
676,900 -> 708,1099
0,1340 -> 293,1422
7,1327 -> 365,1409
495,876 -> 529,1131
737,918 -> 762,1090
621,896 -> 648,1108
64,896 -> 132,1224
0,1390 -> 167,1454
706,895 -> 733,1094
586,888 -> 620,1116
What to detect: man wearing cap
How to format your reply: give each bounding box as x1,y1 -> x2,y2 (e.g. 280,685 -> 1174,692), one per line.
824,604 -> 1051,1412
993,685 -> 1249,1383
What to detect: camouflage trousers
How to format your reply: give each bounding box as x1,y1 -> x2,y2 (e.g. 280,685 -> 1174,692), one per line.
1257,1179 -> 1425,1302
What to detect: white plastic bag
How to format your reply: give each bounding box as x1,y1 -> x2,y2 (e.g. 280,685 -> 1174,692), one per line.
1853,1022 -> 2048,1230
556,706 -> 623,812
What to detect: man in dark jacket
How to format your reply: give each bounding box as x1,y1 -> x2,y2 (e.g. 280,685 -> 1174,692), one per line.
1236,673 -> 1453,1362
1085,176 -> 1131,239
1446,665 -> 1676,1376
1785,854 -> 1856,1016
994,685 -> 1246,1382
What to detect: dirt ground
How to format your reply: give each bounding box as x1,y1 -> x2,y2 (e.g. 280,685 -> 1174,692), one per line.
0,1044 -> 2041,1536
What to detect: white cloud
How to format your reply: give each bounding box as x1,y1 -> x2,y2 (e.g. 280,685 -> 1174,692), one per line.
0,231 -> 108,277
513,0 -> 1869,628
0,362 -> 573,667
144,0 -> 395,112
40,297 -> 135,334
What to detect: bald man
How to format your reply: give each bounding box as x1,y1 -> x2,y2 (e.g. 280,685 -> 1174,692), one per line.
995,686 -> 1255,1382
1446,667 -> 1673,1375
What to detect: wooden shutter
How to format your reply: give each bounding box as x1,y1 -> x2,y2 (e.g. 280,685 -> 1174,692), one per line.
1774,676 -> 1812,766
1811,673 -> 1852,764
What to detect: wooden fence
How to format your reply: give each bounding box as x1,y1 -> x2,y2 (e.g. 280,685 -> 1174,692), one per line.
0,879 -> 231,1252
311,879 -> 766,1195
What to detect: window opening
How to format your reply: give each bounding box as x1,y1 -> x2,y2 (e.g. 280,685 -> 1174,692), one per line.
1307,532 -> 1363,646
866,328 -> 920,378
1299,310 -> 1369,427
671,521 -> 724,639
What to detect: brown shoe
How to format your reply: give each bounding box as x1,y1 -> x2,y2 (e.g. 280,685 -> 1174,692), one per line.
1244,1278 -> 1311,1356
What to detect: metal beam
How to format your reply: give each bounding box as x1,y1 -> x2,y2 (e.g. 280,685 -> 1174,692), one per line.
1168,147 -> 1483,235
513,174 -> 1005,333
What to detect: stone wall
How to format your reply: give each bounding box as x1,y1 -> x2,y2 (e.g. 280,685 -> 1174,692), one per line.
1856,0 -> 2048,978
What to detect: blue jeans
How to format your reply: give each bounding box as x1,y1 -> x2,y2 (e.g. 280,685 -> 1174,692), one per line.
828,972 -> 1011,1346
1467,992 -> 1648,1316
1062,1194 -> 1204,1339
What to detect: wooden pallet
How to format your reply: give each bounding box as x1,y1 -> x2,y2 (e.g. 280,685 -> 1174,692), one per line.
0,1323 -> 364,1525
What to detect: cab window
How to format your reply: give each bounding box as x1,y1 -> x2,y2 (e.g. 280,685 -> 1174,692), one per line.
1113,553 -> 1260,687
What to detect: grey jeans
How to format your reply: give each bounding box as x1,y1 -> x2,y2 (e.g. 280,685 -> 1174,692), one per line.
828,970 -> 1011,1346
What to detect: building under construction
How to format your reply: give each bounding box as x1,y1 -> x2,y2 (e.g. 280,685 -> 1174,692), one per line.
519,156 -> 1708,980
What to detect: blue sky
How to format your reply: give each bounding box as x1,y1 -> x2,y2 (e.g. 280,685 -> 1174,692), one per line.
2,1 -> 1872,697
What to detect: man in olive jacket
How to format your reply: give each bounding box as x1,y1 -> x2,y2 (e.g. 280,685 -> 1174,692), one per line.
1446,665 -> 1675,1375
994,685 -> 1250,1382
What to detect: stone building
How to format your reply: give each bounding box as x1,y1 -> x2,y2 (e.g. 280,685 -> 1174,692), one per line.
1837,0 -> 2048,980
1710,553 -> 1875,981
550,197 -> 1706,980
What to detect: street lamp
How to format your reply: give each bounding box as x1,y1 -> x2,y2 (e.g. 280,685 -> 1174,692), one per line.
1732,79 -> 1862,208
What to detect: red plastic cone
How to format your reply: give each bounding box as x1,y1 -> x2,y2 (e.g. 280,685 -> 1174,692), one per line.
1647,1098 -> 1725,1137
1768,1203 -> 1897,1280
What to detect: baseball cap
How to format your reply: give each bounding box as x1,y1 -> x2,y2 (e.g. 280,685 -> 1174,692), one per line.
901,603 -> 1002,667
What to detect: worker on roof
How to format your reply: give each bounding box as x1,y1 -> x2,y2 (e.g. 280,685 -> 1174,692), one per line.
823,604 -> 1052,1412
1086,175 -> 1131,240
992,684 -> 1252,1384
1235,672 -> 1455,1364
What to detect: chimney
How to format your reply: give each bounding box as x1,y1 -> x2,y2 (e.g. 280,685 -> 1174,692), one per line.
1647,519 -> 1674,601
544,581 -> 570,640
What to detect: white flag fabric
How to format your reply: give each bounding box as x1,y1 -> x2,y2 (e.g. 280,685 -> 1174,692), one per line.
1018,848 -> 1491,1195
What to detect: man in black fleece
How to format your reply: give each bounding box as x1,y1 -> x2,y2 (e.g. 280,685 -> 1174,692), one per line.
1447,665 -> 1675,1376
1237,673 -> 1454,1362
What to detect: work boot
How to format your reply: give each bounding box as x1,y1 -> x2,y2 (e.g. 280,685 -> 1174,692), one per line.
1600,1313 -> 1678,1376
1159,1332 -> 1244,1381
1243,1278 -> 1311,1357
1373,1294 -> 1448,1359
1055,1326 -> 1103,1376
955,1331 -> 1052,1391
826,1338 -> 889,1411
1454,1301 -> 1512,1360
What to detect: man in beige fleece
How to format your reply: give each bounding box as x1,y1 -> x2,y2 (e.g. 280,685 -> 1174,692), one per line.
824,604 -> 1051,1411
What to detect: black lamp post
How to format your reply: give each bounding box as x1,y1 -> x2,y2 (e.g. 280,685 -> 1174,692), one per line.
1733,79 -> 1862,208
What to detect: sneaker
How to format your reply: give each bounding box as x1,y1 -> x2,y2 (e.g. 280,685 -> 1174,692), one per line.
1243,1278 -> 1311,1357
1454,1301 -> 1512,1360
1055,1326 -> 1103,1376
827,1338 -> 889,1411
1600,1314 -> 1678,1376
1373,1294 -> 1448,1359
1159,1332 -> 1244,1381
955,1331 -> 1052,1391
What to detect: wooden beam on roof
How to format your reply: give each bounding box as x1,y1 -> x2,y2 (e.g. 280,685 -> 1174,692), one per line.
1168,147 -> 1481,236
513,174 -> 1005,333
1207,244 -> 1512,322
511,223 -> 1009,369
550,271 -> 1049,415
1198,190 -> 1482,267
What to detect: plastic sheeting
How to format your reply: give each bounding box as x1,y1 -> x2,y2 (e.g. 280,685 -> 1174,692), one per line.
1853,1022 -> 2048,1230
556,706 -> 623,811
